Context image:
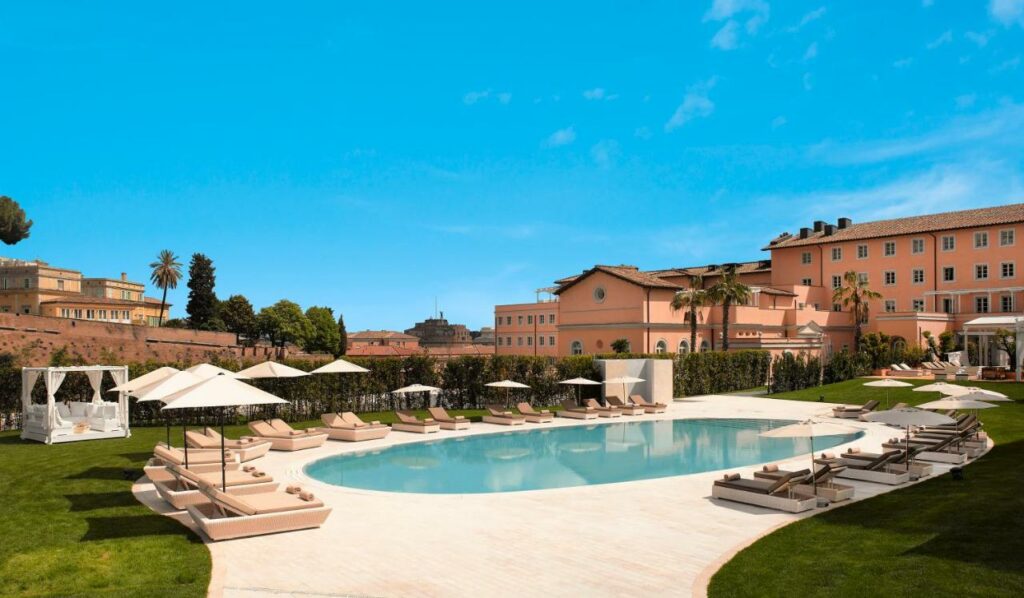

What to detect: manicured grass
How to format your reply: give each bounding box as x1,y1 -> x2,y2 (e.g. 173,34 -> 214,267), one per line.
0,408 -> 488,597
708,378 -> 1024,598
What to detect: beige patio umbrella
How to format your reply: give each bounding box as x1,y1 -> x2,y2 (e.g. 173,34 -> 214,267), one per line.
108,366 -> 179,394
864,408 -> 956,473
133,370 -> 206,456
161,375 -> 287,491
603,376 -> 645,407
186,363 -> 248,379
959,387 -> 1011,402
916,397 -> 998,411
559,377 -> 601,406
760,420 -> 860,497
392,384 -> 442,410
485,380 -> 531,407
913,382 -> 968,396
311,359 -> 370,412
236,361 -> 309,378
863,379 -> 913,408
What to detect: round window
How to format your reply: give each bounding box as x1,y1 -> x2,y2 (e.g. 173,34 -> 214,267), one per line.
596,340 -> 604,349
593,287 -> 606,303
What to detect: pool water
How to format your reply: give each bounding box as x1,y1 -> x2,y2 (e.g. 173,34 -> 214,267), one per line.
304,418 -> 863,494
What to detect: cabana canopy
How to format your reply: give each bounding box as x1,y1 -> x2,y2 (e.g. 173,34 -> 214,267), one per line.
21,365 -> 130,444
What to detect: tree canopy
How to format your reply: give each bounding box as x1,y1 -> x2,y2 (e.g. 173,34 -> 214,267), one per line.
257,300 -> 313,347
304,306 -> 341,354
337,313 -> 348,356
185,253 -> 219,330
0,196 -> 32,245
148,249 -> 182,326
219,295 -> 258,344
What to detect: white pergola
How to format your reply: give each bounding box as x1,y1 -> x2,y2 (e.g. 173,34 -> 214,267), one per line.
21,365 -> 130,444
960,316 -> 1024,382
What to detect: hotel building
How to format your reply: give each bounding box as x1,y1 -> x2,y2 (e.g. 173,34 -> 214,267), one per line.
495,203 -> 1023,362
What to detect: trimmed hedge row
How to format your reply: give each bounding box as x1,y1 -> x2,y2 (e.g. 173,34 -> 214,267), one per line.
676,350 -> 772,396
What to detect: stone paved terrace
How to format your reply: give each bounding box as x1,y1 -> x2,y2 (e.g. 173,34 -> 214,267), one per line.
133,395 -> 978,598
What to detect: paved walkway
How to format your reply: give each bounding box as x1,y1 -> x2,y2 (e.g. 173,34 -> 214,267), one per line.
132,395 -> 978,598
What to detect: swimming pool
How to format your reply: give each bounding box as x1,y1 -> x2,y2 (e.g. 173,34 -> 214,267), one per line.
304,418 -> 863,494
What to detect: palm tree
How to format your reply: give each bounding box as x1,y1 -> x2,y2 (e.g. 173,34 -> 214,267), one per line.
707,267 -> 751,352
833,270 -> 882,352
149,250 -> 182,326
670,275 -> 707,353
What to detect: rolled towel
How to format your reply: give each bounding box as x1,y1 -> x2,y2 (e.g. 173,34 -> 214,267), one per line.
252,470 -> 266,477
239,437 -> 254,444
846,447 -> 860,454
370,420 -> 381,425
820,452 -> 835,459
298,490 -> 315,501
306,428 -> 319,434
762,464 -> 779,472
540,409 -> 550,414
243,465 -> 256,472
723,473 -> 740,481
285,484 -> 302,494
423,418 -> 435,423
454,415 -> 466,420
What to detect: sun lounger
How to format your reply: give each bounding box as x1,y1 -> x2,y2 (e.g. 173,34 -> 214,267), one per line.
584,399 -> 622,418
817,449 -> 910,485
153,462 -> 278,510
754,463 -> 854,502
185,481 -> 332,541
605,396 -> 645,416
392,411 -> 442,433
427,407 -> 471,430
711,469 -> 817,513
186,429 -> 272,462
247,420 -> 328,451
317,413 -> 392,441
515,402 -> 554,423
629,394 -> 667,414
886,435 -> 972,463
483,405 -> 526,426
339,411 -> 388,429
557,399 -> 599,419
831,399 -> 880,419
841,446 -> 935,478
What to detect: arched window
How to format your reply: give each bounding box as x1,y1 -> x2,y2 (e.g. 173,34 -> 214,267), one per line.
700,340 -> 710,352
570,340 -> 583,355
655,340 -> 668,354
678,340 -> 690,354
892,337 -> 907,353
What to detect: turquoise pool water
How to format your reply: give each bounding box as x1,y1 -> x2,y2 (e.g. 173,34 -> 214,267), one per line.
304,418 -> 863,494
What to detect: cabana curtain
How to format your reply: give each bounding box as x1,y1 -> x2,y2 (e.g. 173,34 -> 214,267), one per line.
109,368 -> 129,428
45,370 -> 67,431
86,370 -> 104,404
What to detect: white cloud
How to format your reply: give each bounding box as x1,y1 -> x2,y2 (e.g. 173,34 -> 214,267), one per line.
990,55 -> 1021,73
965,30 -> 992,46
590,140 -> 621,168
893,57 -> 914,68
665,78 -> 718,132
803,42 -> 818,60
543,126 -> 576,147
704,0 -> 770,22
788,7 -> 826,32
463,89 -> 512,105
771,115 -> 787,129
926,30 -> 953,49
710,20 -> 739,50
955,93 -> 977,109
990,0 -> 1024,27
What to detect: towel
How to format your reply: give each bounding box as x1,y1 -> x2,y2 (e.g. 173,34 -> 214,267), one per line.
252,470 -> 266,477
723,473 -> 740,481
821,452 -> 835,459
370,420 -> 381,425
299,491 -> 315,501
243,465 -> 256,472
286,484 -> 302,494
846,447 -> 860,454
762,464 -> 778,472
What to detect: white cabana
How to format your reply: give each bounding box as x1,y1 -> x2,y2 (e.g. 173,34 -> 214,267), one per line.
21,365 -> 130,444
960,315 -> 1023,381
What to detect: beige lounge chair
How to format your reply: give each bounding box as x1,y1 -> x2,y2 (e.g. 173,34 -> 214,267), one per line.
427,407 -> 471,430
831,399 -> 879,419
516,402 -> 554,423
754,463 -> 854,502
605,396 -> 645,416
317,413 -> 391,441
817,449 -> 910,485
247,420 -> 329,451
558,399 -> 599,419
392,411 -> 441,433
186,429 -> 272,462
146,444 -> 240,481
630,395 -> 667,414
153,463 -> 277,510
186,482 -> 332,541
584,399 -> 622,418
483,405 -> 526,426
711,470 -> 817,513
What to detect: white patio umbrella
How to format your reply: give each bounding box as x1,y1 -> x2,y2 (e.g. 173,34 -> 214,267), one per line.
603,376 -> 645,406
161,375 -> 287,491
959,387 -> 1011,402
108,366 -> 179,394
236,361 -> 309,378
485,380 -> 531,406
864,408 -> 956,472
916,397 -> 998,411
311,359 -> 370,412
863,379 -> 913,408
559,377 -> 601,406
134,370 -> 206,456
186,363 -> 248,380
759,420 -> 860,496
392,384 -> 441,410
913,382 -> 969,396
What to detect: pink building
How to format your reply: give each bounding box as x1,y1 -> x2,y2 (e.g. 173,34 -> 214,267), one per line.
495,203 -> 1024,363
494,291 -> 559,356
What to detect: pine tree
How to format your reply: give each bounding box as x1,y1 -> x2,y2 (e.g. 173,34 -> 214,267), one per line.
185,253 -> 218,329
0,196 -> 32,245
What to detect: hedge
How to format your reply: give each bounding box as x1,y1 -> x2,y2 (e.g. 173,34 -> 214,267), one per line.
676,350 -> 772,396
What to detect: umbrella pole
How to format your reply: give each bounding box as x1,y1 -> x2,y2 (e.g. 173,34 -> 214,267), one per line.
810,434 -> 817,497
220,408 -> 227,492
165,414 -> 171,449
183,420 -> 189,468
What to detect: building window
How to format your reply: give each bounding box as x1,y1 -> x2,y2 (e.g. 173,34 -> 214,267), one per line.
912,269 -> 925,284
857,244 -> 868,259
505,316 -> 511,325
700,340 -> 710,352
538,314 -> 545,324
912,299 -> 924,312
832,303 -> 842,312
975,296 -> 989,313
884,271 -> 896,286
941,235 -> 955,251
655,340 -> 668,354
23,278 -> 30,289
506,336 -> 511,346
912,238 -> 925,254
549,314 -> 555,324
497,337 -> 503,346
538,336 -> 544,346
517,336 -> 523,346
57,279 -> 65,291
86,309 -> 95,319
857,272 -> 868,284
122,310 -> 130,320
570,341 -> 583,355
527,336 -> 532,346
593,287 -> 606,303
1001,262 -> 1015,278
60,308 -> 70,318
527,315 -> 533,325
975,231 -> 989,248
549,336 -> 555,346
73,309 -> 82,319
884,300 -> 896,312
801,277 -> 812,286
1002,295 -> 1015,313
678,340 -> 690,354
943,267 -> 955,282
801,252 -> 812,265
884,241 -> 896,256
942,298 -> 953,314
831,275 -> 842,289
517,316 -> 523,325
1,278 -> 6,289
99,310 -> 107,319
1000,229 -> 1015,246
975,264 -> 989,280
831,247 -> 842,261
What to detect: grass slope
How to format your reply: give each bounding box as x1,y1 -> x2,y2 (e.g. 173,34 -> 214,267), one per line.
0,408 -> 488,597
708,379 -> 1024,598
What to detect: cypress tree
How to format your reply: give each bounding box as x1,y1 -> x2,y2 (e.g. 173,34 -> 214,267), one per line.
185,253 -> 218,329
337,314 -> 348,356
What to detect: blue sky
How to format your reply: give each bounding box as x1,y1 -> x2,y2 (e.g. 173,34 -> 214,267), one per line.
2,1 -> 1023,331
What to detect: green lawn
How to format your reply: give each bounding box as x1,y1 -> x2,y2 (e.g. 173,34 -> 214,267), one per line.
0,408 -> 488,597
708,378 -> 1024,598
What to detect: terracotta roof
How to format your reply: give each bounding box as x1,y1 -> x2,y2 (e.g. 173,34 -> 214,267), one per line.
349,330 -> 420,341
144,297 -> 169,305
757,287 -> 797,297
425,344 -> 495,356
554,265 -> 682,295
653,260 -> 773,278
764,203 -> 1024,249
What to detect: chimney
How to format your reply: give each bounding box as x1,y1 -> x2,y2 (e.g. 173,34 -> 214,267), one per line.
823,224 -> 837,236
120,272 -> 127,281
837,217 -> 852,229
813,220 -> 826,233
799,227 -> 811,239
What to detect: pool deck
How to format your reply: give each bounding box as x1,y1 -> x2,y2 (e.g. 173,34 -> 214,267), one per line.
133,395 -> 983,597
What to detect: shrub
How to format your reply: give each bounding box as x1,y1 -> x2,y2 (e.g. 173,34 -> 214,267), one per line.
769,352 -> 821,393
676,350 -> 771,396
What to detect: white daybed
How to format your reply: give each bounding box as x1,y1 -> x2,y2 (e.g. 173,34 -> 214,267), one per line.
20,365 -> 131,444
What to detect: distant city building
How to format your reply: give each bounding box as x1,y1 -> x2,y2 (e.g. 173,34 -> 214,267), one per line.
0,258 -> 168,326
347,330 -> 421,350
472,326 -> 495,346
405,312 -> 473,347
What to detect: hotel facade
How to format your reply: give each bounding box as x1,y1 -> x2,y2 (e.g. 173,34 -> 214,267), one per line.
495,203 -> 1024,364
